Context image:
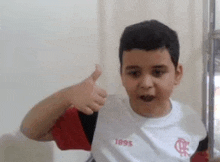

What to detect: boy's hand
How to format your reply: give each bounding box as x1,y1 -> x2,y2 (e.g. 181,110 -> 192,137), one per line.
65,64 -> 108,115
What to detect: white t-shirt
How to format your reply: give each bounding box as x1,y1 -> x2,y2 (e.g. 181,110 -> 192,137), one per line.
91,95 -> 207,162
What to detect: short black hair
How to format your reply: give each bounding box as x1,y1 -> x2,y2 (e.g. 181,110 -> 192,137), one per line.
119,20 -> 179,70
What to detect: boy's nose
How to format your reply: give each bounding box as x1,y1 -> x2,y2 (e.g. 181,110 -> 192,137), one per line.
139,75 -> 154,89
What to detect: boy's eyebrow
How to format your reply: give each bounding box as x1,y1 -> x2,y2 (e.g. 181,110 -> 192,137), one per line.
125,65 -> 140,70
152,65 -> 168,69
125,65 -> 168,70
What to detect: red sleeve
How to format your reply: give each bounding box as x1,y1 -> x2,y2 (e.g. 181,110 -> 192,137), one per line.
191,150 -> 209,162
51,108 -> 91,151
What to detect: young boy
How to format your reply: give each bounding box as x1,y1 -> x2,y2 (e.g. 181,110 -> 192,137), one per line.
20,20 -> 208,161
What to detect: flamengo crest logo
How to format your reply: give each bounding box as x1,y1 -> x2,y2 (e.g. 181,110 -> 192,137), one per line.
174,138 -> 190,157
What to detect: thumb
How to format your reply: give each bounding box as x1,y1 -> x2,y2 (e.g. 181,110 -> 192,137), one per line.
90,64 -> 102,82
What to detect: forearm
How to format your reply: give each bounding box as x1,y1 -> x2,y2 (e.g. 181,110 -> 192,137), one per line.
20,88 -> 71,140
20,65 -> 107,141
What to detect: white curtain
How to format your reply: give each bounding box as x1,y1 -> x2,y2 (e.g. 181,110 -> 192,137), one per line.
98,0 -> 204,114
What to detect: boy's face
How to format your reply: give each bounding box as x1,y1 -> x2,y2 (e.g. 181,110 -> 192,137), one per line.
121,48 -> 183,118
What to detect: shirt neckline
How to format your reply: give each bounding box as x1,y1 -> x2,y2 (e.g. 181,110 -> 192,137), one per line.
123,97 -> 178,127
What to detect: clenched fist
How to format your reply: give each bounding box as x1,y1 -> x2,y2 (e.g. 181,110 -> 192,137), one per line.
64,64 -> 108,115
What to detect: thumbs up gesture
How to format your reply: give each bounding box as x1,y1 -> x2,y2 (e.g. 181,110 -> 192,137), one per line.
64,64 -> 108,115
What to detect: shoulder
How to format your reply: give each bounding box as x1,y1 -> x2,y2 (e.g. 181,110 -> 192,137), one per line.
171,99 -> 198,116
52,108 -> 93,150
171,100 -> 207,138
171,99 -> 203,121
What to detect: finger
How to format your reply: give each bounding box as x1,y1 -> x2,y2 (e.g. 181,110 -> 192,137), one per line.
90,64 -> 102,82
87,102 -> 102,112
80,107 -> 94,115
93,94 -> 106,106
97,88 -> 108,98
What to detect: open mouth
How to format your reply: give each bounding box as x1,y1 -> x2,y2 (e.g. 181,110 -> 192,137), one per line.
139,95 -> 155,102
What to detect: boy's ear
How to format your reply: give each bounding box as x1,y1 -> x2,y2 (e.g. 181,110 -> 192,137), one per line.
174,64 -> 183,85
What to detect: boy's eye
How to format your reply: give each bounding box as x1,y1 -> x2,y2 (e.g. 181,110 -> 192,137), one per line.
152,70 -> 165,77
128,71 -> 141,77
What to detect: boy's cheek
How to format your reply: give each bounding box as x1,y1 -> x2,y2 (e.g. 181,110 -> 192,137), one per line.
157,87 -> 174,98
122,79 -> 138,90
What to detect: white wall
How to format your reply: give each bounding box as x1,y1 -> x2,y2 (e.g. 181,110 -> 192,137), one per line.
0,0 -> 97,161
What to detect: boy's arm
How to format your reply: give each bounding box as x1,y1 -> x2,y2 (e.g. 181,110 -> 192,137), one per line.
20,90 -> 71,141
37,131 -> 54,141
20,65 -> 107,141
